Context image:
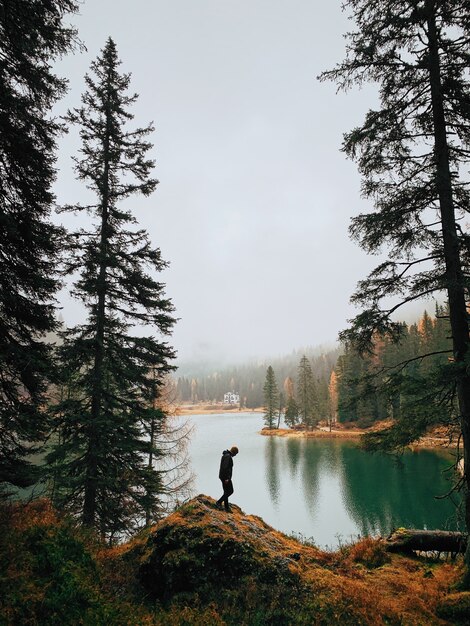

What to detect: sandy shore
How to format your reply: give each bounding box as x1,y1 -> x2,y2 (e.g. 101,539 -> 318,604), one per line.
260,427 -> 456,448
177,406 -> 263,416
260,427 -> 363,439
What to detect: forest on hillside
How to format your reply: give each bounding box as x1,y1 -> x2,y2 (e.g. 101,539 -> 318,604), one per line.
175,305 -> 453,430
175,346 -> 340,410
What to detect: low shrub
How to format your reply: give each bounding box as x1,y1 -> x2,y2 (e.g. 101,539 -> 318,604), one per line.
346,537 -> 391,569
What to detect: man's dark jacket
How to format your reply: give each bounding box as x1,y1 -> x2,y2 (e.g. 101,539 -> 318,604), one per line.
219,450 -> 233,480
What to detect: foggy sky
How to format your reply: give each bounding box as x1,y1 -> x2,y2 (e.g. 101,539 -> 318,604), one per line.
52,1 -> 424,366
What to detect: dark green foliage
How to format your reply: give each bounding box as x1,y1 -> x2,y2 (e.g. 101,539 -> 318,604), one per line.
0,500 -> 154,625
284,396 -> 300,428
320,0 -> 470,375
436,592 -> 470,625
0,0 -> 79,492
263,366 -> 280,429
48,39 -> 176,538
0,505 -> 100,624
297,355 -> 320,429
321,1 -> 470,573
334,307 -> 459,447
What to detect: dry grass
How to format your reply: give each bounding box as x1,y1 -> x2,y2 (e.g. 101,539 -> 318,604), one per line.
1,497 -> 466,625
137,495 -> 464,625
261,427 -> 363,438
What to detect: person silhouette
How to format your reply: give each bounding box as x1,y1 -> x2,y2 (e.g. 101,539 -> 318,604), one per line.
216,445 -> 239,512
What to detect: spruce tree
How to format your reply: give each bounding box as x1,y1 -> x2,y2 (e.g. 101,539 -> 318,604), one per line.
0,0 -> 78,492
297,355 -> 319,430
263,366 -> 280,429
48,38 -> 176,538
321,0 -> 470,580
284,396 -> 300,428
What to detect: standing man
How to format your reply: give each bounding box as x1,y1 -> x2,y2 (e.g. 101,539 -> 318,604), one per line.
216,446 -> 239,512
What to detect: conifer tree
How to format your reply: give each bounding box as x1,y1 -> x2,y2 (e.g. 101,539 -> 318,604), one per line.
48,38 -> 176,538
283,376 -> 299,427
284,396 -> 300,428
297,356 -> 319,430
263,366 -> 280,429
0,0 -> 78,492
321,0 -> 470,581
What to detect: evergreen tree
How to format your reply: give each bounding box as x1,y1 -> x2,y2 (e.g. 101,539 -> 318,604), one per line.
334,309 -> 454,429
321,0 -> 470,580
284,395 -> 300,428
0,0 -> 78,492
48,39 -> 176,538
263,366 -> 280,429
335,350 -> 358,423
296,356 -> 319,430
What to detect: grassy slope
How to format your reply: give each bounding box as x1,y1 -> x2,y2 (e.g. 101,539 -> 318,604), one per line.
0,497 -> 469,625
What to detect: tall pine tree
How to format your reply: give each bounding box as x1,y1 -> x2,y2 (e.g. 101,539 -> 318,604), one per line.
263,366 -> 280,429
48,38 -> 176,538
0,0 -> 78,493
321,0 -> 470,582
297,355 -> 319,430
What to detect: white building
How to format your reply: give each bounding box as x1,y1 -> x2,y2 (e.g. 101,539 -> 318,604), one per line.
223,392 -> 240,404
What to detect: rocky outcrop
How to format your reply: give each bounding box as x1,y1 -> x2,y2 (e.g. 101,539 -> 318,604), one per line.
136,495 -> 461,625
139,494 -> 315,600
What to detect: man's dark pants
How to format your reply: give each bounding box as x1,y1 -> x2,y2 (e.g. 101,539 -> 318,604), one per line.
217,479 -> 234,510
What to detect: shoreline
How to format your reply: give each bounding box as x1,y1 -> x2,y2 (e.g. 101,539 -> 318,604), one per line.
260,427 -> 457,450
177,406 -> 264,416
176,407 -> 457,449
260,427 -> 363,439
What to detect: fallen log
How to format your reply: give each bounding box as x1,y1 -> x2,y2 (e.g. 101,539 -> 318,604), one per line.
385,529 -> 467,554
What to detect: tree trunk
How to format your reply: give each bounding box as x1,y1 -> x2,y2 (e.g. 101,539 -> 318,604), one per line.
83,84 -> 112,528
426,1 -> 470,584
385,529 -> 467,555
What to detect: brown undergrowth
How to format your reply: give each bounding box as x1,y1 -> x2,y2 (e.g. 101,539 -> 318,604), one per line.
0,496 -> 468,625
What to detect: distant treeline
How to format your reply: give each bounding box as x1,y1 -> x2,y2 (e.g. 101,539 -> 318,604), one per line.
175,347 -> 340,413
175,305 -> 452,427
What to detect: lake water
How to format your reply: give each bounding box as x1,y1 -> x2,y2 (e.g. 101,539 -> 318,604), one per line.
185,412 -> 462,548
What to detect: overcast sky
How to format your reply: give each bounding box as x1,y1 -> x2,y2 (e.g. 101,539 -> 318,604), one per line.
53,0 -> 415,366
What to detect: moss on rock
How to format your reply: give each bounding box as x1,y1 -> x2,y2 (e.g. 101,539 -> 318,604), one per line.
139,495 -> 304,599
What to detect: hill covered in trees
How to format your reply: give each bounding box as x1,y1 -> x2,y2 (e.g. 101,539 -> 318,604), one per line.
175,305 -> 453,433
174,345 -> 340,411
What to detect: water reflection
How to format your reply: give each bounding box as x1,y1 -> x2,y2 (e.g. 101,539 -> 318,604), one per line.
265,437 -> 280,507
268,437 -> 462,537
340,445 -> 461,535
300,441 -> 323,517
286,437 -> 301,478
186,413 -> 462,546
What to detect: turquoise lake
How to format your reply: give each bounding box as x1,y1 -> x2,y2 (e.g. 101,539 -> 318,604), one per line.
185,412 -> 462,548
